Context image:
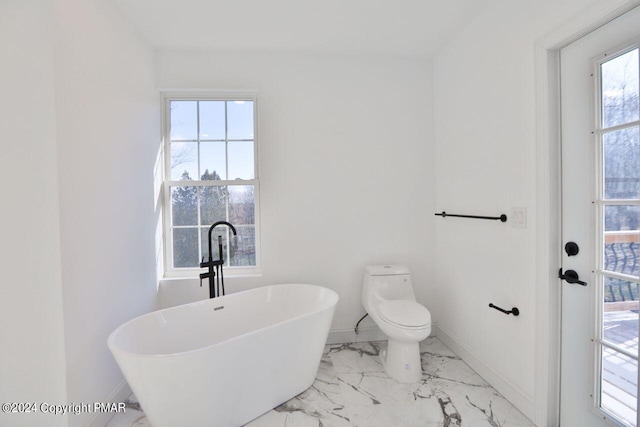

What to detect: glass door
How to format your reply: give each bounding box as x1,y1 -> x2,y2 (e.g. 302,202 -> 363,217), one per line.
596,45 -> 640,427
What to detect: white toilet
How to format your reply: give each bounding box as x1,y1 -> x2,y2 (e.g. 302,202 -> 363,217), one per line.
361,265 -> 431,383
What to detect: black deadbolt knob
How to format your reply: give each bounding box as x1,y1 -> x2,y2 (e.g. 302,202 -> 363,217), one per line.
565,241 -> 579,256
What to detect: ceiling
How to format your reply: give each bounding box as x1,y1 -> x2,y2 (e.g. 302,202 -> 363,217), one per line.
111,0 -> 489,56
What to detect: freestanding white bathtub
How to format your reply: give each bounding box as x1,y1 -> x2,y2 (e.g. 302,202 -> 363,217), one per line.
108,284 -> 338,427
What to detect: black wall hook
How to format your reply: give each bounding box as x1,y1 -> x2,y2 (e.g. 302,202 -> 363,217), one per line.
489,303 -> 520,316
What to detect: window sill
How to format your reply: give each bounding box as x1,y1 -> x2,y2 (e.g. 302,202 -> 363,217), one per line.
163,268 -> 263,281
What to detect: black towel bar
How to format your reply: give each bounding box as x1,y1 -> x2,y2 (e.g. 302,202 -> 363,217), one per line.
435,211 -> 507,222
489,303 -> 520,316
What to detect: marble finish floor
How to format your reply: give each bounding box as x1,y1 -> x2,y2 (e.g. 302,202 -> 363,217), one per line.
107,337 -> 535,426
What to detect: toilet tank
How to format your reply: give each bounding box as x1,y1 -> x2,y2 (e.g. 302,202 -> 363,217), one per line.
362,265 -> 416,304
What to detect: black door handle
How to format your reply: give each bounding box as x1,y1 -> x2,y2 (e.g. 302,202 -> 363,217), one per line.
559,268 -> 587,286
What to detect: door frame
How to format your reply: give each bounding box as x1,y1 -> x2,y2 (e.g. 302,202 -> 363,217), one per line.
535,1 -> 640,426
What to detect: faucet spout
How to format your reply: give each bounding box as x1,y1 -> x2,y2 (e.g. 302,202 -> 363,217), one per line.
207,221 -> 237,261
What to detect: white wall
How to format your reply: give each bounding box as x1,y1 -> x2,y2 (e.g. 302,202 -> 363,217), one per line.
157,51 -> 435,340
1,2 -> 160,424
52,0 -> 160,425
0,2 -> 68,426
1,1 -> 161,425
432,0 -> 602,423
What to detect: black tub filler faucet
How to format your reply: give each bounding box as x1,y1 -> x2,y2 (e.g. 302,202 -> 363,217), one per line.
199,221 -> 237,299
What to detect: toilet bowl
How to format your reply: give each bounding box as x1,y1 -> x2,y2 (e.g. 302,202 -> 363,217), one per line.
362,265 -> 431,383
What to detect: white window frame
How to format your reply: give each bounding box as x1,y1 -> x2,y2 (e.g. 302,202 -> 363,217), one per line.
161,91 -> 261,278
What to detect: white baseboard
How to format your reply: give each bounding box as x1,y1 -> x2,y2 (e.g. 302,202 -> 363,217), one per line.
327,325 -> 386,344
87,379 -> 131,427
433,324 -> 536,423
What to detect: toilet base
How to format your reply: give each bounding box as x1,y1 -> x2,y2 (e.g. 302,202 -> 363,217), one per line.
381,340 -> 422,383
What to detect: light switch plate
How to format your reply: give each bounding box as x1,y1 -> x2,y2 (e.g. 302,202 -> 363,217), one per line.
510,207 -> 527,228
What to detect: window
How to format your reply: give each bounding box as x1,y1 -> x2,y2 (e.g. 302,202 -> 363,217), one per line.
594,46 -> 639,426
162,94 -> 259,276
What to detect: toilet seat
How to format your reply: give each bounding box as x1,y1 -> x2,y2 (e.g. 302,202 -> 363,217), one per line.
378,300 -> 431,328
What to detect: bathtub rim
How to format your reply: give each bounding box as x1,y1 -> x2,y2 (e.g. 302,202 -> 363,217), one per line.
107,283 -> 338,359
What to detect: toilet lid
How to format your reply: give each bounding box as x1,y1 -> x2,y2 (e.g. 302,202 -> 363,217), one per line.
379,300 -> 431,328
